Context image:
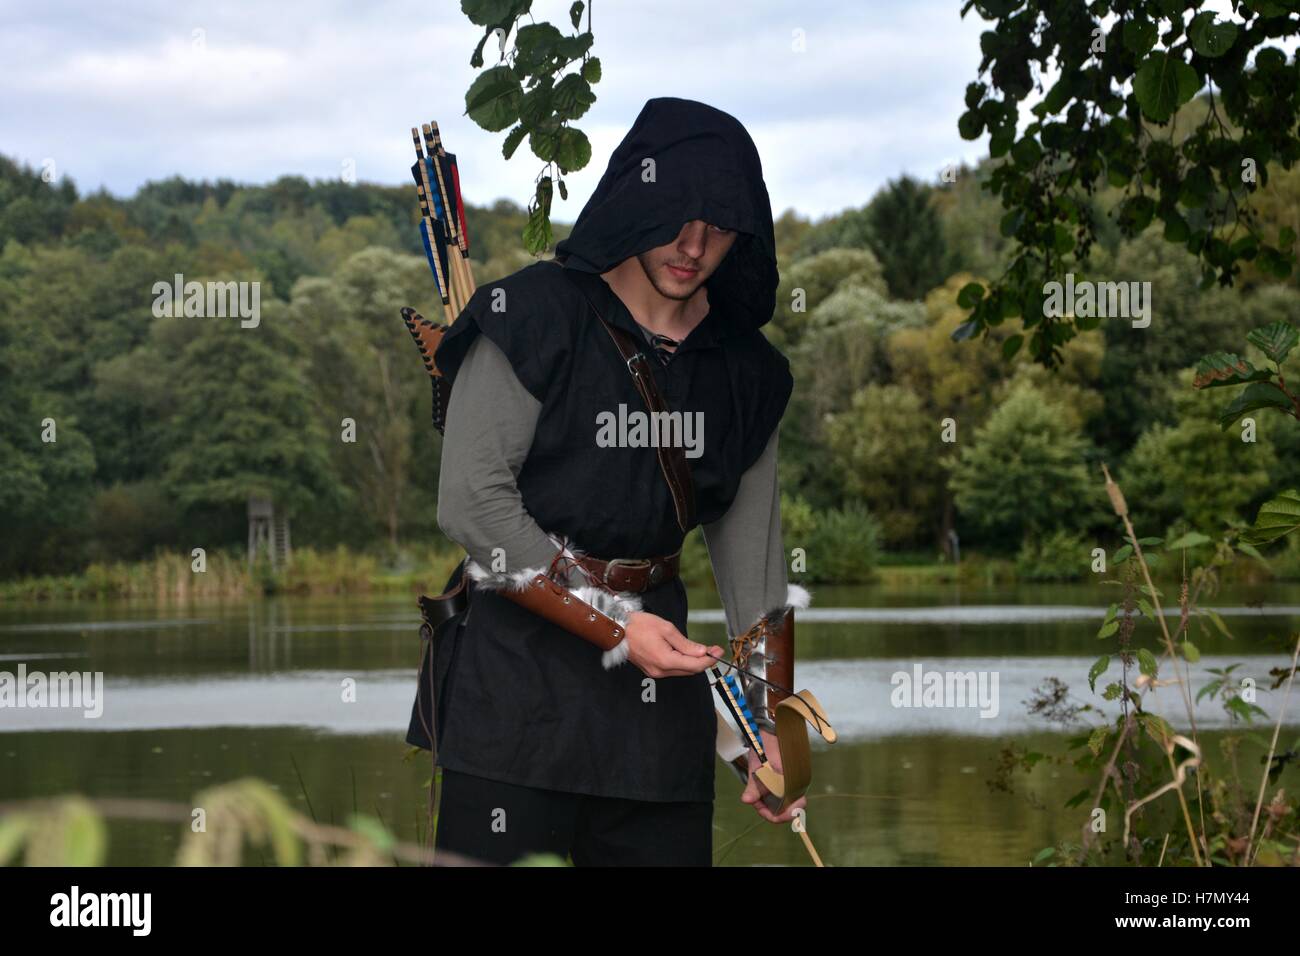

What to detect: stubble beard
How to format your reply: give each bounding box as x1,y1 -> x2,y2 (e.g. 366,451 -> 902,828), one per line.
636,250 -> 706,301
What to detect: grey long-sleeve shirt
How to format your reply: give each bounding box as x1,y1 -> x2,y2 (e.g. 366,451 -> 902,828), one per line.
436,333 -> 789,637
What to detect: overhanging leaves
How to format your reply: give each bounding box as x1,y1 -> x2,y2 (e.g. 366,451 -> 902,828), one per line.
465,66 -> 522,132
459,2 -> 600,252
1192,352 -> 1272,389
1188,12 -> 1239,58
1246,320 -> 1299,366
1240,489 -> 1300,546
1133,51 -> 1200,122
1217,381 -> 1294,429
957,2 -> 1300,365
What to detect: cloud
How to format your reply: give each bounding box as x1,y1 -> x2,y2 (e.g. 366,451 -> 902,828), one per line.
2,0 -> 989,218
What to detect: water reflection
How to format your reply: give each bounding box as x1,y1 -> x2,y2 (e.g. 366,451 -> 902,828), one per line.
1,585 -> 1297,865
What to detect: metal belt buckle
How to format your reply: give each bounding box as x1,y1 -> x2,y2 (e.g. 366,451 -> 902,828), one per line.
603,557 -> 650,590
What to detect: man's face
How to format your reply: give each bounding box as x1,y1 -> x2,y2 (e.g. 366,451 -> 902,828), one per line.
636,219 -> 737,301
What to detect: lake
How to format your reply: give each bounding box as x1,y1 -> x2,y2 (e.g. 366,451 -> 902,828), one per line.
2,579 -> 1298,866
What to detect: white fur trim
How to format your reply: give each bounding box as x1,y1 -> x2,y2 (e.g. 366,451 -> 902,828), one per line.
464,560 -> 545,592
569,584 -> 641,627
787,583 -> 812,610
600,637 -> 631,670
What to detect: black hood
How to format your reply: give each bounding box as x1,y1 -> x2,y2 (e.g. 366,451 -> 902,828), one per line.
554,97 -> 778,334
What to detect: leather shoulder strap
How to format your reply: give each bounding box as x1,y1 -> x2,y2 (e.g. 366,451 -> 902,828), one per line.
552,262 -> 697,533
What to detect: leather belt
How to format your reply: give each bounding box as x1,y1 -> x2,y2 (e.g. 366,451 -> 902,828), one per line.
574,551 -> 680,593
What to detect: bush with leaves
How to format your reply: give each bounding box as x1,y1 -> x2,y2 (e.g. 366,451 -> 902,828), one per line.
951,380 -> 1100,549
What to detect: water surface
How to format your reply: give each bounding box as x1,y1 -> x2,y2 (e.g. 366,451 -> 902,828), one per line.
2,581 -> 1297,866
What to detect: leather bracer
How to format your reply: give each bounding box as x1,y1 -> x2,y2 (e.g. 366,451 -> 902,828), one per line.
729,585 -> 810,733
464,552 -> 641,669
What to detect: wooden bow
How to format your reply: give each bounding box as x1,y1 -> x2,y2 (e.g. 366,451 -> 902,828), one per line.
710,658 -> 837,865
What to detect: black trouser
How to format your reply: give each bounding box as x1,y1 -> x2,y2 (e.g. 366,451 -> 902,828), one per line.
434,768 -> 713,866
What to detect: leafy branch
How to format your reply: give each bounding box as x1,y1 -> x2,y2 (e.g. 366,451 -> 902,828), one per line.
1194,318 -> 1300,547
957,0 -> 1300,366
461,0 -> 601,253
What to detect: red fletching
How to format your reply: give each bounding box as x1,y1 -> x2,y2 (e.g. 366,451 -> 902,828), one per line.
450,155 -> 469,253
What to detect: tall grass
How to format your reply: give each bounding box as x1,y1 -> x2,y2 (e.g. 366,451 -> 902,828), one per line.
0,544 -> 466,603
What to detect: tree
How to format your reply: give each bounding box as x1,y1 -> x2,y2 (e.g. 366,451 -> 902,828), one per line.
0,289 -> 96,575
781,278 -> 925,510
772,246 -> 889,346
863,175 -> 952,300
823,384 -> 940,547
1123,369 -> 1277,533
288,247 -> 442,550
1091,230 -> 1300,456
950,381 -> 1098,548
933,160 -> 1011,281
957,1 -> 1300,365
886,275 -> 1015,547
795,205 -> 874,259
164,299 -> 345,525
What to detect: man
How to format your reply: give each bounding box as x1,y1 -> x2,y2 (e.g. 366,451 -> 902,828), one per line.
409,97 -> 807,866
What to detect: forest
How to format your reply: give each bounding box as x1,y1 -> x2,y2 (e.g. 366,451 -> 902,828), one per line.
3,99 -> 1299,590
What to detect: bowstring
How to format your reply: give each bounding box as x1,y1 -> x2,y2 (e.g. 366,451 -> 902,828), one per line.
552,547 -> 832,740
704,649 -> 832,740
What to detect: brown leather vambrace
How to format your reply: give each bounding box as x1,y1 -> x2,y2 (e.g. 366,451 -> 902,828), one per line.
463,557 -> 640,669
505,573 -> 626,651
729,586 -> 809,732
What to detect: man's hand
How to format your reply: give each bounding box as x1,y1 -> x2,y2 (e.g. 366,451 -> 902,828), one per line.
624,611 -> 722,678
741,728 -> 807,824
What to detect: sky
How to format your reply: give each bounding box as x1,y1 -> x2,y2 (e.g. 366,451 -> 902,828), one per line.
0,0 -> 1000,222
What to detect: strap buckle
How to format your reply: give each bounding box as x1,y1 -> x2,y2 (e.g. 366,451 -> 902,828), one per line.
626,352 -> 648,373
603,557 -> 650,590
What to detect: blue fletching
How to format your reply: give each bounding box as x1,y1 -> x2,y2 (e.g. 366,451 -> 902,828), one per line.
425,158 -> 445,219
419,221 -> 443,294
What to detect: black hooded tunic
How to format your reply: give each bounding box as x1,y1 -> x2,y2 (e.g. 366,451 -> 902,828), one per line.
418,98 -> 791,802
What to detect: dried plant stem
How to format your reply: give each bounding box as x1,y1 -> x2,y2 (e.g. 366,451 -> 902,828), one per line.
1245,631 -> 1300,865
1102,464 -> 1206,866
1078,713 -> 1132,864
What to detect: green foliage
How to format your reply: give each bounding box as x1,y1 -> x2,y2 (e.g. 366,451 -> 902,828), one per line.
460,0 -> 598,253
7,74 -> 1300,581
958,1 -> 1300,365
1241,488 -> 1300,546
951,381 -> 1098,543
803,503 -> 881,584
795,177 -> 952,301
773,247 -> 888,344
1015,529 -> 1092,582
823,384 -> 938,547
162,301 -> 346,519
0,268 -> 96,573
861,176 -> 952,300
0,797 -> 107,866
1123,369 -> 1277,533
1194,318 -> 1300,428
0,158 -> 558,577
